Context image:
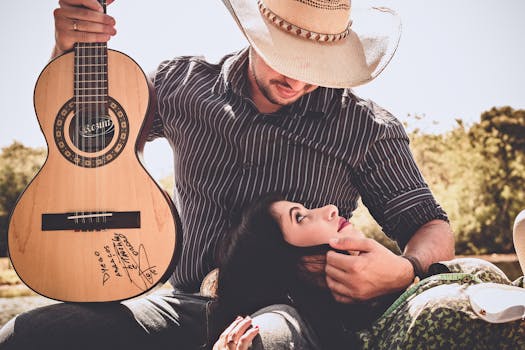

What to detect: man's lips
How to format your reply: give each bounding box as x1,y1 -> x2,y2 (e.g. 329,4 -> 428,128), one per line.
337,217 -> 350,232
275,83 -> 299,99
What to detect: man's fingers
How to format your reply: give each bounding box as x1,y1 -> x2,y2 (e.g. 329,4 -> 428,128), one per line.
59,0 -> 104,12
325,262 -> 349,281
331,290 -> 355,304
326,275 -> 354,298
326,249 -> 360,272
54,5 -> 116,51
55,7 -> 116,30
329,235 -> 373,253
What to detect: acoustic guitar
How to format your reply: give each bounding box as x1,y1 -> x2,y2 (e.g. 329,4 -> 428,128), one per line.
8,0 -> 181,302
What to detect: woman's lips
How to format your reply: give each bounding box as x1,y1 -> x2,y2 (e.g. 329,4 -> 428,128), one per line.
337,217 -> 350,232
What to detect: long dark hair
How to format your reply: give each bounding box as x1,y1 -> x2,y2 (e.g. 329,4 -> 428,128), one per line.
213,192 -> 300,331
212,193 -> 392,349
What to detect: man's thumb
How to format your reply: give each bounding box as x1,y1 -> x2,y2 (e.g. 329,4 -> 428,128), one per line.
329,236 -> 371,252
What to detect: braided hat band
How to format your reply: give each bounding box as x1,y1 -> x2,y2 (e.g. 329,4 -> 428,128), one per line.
221,0 -> 401,88
257,0 -> 352,42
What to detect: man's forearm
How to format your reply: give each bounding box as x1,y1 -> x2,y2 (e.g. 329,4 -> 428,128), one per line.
403,219 -> 455,274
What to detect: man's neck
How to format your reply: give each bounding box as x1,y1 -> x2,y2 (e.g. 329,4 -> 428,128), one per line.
247,70 -> 281,114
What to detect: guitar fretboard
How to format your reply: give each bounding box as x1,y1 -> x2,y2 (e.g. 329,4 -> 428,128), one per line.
74,42 -> 108,115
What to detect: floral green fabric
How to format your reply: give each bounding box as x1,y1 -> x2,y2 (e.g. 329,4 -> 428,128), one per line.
358,258 -> 525,350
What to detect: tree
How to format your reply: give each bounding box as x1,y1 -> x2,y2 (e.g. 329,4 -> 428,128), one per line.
466,107 -> 525,252
0,142 -> 46,256
409,107 -> 525,254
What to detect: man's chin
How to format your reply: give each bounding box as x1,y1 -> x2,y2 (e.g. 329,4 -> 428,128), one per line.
268,93 -> 301,107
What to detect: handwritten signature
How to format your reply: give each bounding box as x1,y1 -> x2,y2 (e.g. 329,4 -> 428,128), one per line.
94,233 -> 158,290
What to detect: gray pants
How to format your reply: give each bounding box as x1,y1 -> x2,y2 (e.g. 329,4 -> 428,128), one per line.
0,290 -> 319,350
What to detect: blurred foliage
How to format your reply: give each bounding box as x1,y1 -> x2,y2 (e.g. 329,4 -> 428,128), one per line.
1,106 -> 524,256
0,142 -> 46,256
0,142 -> 46,216
354,106 -> 525,255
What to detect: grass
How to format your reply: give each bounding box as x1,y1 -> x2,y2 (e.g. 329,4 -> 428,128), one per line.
0,258 -> 36,298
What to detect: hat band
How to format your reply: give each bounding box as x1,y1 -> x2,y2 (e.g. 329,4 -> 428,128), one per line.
257,0 -> 352,42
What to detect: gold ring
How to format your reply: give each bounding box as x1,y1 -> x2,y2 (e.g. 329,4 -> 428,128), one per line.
72,20 -> 78,31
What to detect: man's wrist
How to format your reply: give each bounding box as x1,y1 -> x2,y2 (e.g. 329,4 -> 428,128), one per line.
401,254 -> 425,279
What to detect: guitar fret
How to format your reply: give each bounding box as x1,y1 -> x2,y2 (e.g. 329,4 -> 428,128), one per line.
76,44 -> 107,48
76,80 -> 108,83
76,64 -> 107,67
76,55 -> 108,58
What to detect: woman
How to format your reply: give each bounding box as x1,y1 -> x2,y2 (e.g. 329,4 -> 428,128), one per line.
212,193 -> 525,349
212,192 -> 401,349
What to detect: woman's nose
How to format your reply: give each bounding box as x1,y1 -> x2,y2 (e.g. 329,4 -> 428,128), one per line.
320,204 -> 338,221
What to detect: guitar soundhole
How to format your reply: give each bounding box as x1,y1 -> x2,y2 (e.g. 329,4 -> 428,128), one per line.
69,114 -> 115,153
54,97 -> 129,168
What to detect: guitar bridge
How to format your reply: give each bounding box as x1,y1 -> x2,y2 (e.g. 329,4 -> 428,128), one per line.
42,211 -> 140,231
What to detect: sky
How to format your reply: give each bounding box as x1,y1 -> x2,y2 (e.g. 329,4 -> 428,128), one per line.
1,0 -> 524,180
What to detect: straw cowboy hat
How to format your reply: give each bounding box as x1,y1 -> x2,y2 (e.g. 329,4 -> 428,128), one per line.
221,0 -> 401,88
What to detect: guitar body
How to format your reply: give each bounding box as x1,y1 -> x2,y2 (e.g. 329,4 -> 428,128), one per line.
8,49 -> 180,302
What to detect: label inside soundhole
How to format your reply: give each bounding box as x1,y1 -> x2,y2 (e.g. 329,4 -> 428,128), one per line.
69,114 -> 115,153
54,97 -> 129,168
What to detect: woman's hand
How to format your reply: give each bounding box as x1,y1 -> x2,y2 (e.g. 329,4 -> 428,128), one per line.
213,316 -> 259,350
53,0 -> 116,56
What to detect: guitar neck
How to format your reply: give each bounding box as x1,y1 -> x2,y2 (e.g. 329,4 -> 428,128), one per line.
73,0 -> 109,116
74,42 -> 108,115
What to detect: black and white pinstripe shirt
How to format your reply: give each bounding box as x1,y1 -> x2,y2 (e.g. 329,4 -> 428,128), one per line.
148,48 -> 448,292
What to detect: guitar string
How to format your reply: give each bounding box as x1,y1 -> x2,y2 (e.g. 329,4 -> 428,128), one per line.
102,0 -> 107,226
98,41 -> 103,226
82,42 -> 86,225
101,0 -> 109,226
75,43 -> 79,226
95,41 -> 99,226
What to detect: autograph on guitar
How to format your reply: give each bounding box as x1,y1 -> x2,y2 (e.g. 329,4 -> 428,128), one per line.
8,0 -> 181,302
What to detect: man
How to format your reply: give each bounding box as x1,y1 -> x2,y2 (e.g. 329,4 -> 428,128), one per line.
0,0 -> 455,349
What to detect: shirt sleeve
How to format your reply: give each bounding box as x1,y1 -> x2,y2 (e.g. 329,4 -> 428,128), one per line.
145,59 -> 176,142
351,102 -> 448,249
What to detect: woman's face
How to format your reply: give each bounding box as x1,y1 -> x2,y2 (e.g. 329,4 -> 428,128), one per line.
270,200 -> 352,247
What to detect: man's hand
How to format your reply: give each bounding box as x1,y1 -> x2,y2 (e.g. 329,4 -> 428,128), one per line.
53,0 -> 116,57
325,235 -> 414,303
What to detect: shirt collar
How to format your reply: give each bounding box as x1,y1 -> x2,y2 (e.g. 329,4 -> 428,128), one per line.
211,47 -> 250,97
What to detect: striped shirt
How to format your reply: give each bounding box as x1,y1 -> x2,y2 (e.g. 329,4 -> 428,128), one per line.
148,48 -> 448,292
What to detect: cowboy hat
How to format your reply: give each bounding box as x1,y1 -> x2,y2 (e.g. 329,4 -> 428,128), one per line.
221,0 -> 401,88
